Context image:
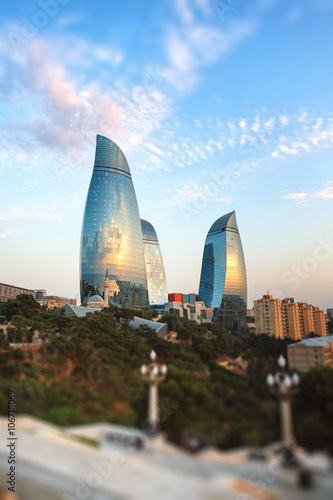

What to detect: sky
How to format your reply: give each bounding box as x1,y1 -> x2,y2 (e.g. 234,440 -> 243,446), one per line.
0,0 -> 333,309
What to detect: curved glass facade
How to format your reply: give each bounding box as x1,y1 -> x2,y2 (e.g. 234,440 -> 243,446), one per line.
80,135 -> 149,307
198,211 -> 247,330
141,219 -> 168,306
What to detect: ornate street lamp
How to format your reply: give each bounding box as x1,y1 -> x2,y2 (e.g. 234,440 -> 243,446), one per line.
140,350 -> 167,434
266,355 -> 300,449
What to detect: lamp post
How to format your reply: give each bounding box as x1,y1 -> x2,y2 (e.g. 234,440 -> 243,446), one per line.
266,355 -> 300,449
140,350 -> 167,434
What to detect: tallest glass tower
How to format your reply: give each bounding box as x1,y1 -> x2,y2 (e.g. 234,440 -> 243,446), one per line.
198,210 -> 247,331
80,135 -> 149,307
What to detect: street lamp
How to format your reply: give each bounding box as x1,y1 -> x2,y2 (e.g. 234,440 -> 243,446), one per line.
266,355 -> 300,449
140,350 -> 168,434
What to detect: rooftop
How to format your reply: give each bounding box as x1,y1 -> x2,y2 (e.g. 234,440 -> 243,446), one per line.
88,295 -> 104,302
289,336 -> 333,348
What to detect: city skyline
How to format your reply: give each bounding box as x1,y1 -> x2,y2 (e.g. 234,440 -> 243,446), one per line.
0,1 -> 333,309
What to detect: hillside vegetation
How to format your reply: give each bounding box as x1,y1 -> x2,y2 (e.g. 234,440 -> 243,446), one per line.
0,294 -> 332,453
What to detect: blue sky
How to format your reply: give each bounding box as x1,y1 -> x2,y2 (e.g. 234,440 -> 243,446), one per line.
0,0 -> 333,309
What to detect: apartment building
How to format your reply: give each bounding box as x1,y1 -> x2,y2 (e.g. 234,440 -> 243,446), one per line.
253,294 -> 327,339
288,336 -> 333,372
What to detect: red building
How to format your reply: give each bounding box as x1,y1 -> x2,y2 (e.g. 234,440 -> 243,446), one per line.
168,293 -> 184,304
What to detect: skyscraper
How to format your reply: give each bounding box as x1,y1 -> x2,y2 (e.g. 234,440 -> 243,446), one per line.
198,210 -> 247,330
80,135 -> 149,307
141,219 -> 168,307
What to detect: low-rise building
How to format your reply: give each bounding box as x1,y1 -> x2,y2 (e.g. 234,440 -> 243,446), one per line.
38,295 -> 77,308
0,283 -> 76,310
165,300 -> 214,324
287,336 -> 333,372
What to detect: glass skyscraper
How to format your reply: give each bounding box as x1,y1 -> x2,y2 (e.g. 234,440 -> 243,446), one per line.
80,135 -> 149,307
141,219 -> 168,306
198,210 -> 247,331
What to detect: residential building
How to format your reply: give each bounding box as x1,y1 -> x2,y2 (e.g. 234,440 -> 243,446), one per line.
254,294 -> 327,339
34,289 -> 47,300
80,135 -> 149,308
253,294 -> 284,338
298,302 -> 315,337
198,211 -> 247,330
313,307 -> 327,336
0,283 -> 36,303
288,336 -> 333,372
281,300 -> 302,341
141,219 -> 168,307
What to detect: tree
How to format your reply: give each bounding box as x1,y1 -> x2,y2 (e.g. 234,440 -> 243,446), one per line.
1,297 -> 333,455
1,294 -> 41,321
293,366 -> 333,454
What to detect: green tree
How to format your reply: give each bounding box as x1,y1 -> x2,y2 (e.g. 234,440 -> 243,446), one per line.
2,294 -> 41,321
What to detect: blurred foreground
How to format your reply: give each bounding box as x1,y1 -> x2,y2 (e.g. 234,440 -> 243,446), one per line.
0,416 -> 332,500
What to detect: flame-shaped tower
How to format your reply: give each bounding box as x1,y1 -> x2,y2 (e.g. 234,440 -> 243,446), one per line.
80,135 -> 149,307
198,210 -> 247,330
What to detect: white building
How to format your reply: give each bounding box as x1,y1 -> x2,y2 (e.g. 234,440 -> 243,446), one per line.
164,300 -> 214,324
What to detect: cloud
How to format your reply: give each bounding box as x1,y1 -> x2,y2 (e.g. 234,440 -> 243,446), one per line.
278,116 -> 288,127
162,0 -> 257,92
315,185 -> 333,199
0,0 -> 280,179
0,31 -> 173,167
146,143 -> 165,156
0,39 -> 122,155
175,0 -> 195,24
167,181 -> 232,207
283,183 -> 333,203
0,0 -> 264,167
0,230 -> 15,239
0,207 -> 63,223
278,144 -> 299,155
270,114 -> 333,159
132,108 -> 333,182
284,192 -> 308,200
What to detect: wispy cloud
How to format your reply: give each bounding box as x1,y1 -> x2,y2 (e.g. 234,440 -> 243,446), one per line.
0,230 -> 15,239
0,34 -> 170,164
0,0 -> 278,175
163,1 -> 257,92
167,181 -> 233,207
139,109 -> 333,175
0,207 -> 63,223
283,182 -> 333,203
